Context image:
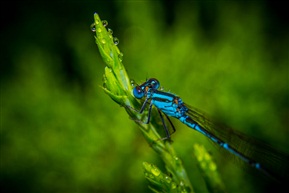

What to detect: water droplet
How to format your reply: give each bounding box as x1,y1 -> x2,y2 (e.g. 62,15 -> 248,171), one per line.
118,52 -> 123,62
95,19 -> 99,25
113,37 -> 119,45
130,79 -> 135,87
90,23 -> 96,32
102,20 -> 108,27
97,28 -> 102,33
107,28 -> 113,34
151,166 -> 160,176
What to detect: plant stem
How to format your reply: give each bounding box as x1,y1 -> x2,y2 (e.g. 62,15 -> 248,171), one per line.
92,13 -> 194,192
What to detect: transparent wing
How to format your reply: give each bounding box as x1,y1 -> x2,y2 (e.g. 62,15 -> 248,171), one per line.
186,104 -> 289,183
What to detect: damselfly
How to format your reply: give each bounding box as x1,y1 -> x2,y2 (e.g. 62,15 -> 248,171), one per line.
131,78 -> 289,183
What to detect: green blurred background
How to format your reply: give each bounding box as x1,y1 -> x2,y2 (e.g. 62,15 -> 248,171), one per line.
1,1 -> 288,193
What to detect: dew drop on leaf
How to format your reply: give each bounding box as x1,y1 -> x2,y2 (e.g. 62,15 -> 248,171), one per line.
107,28 -> 113,34
102,20 -> 108,27
113,37 -> 119,45
90,23 -> 96,32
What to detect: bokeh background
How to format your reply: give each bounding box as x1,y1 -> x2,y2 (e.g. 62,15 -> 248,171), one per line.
1,1 -> 288,193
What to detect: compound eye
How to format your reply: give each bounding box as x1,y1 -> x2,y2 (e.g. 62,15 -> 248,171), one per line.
133,86 -> 145,99
148,78 -> 160,89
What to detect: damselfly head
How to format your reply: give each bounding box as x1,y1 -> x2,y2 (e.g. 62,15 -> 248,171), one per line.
147,78 -> 160,89
133,86 -> 145,99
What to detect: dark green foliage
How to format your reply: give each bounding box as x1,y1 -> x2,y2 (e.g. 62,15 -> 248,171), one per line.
1,1 -> 288,193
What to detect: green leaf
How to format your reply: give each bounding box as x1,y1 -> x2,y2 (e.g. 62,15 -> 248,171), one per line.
93,13 -> 233,193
